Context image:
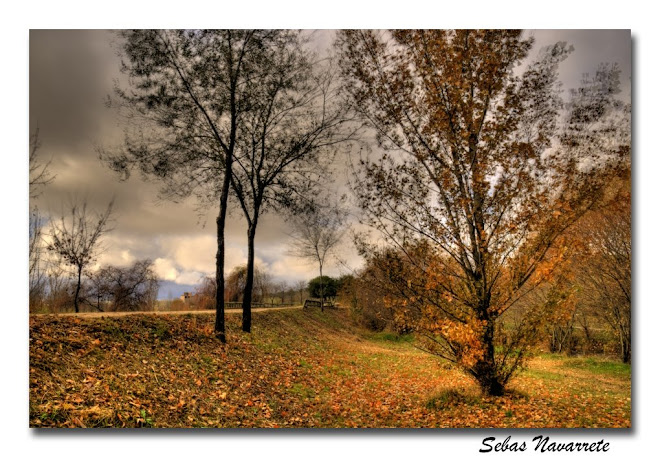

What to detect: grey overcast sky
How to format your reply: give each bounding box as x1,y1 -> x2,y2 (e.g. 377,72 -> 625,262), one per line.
29,29 -> 631,299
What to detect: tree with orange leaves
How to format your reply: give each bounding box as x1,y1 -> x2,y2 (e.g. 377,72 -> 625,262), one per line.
573,182 -> 631,362
337,30 -> 629,395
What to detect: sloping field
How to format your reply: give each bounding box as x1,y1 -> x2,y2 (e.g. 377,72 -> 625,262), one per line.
29,308 -> 630,428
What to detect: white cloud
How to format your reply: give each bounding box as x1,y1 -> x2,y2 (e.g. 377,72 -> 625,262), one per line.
153,258 -> 178,281
224,246 -> 248,273
148,237 -> 254,285
270,256 -> 317,282
168,235 -> 217,275
175,271 -> 204,286
97,248 -> 135,268
66,228 -> 360,288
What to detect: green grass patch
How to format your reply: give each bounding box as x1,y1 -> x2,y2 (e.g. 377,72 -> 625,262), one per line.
537,352 -> 569,360
523,369 -> 563,381
289,383 -> 316,399
563,357 -> 631,377
367,332 -> 414,344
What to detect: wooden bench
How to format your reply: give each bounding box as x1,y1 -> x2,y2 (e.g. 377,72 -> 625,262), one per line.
303,299 -> 337,311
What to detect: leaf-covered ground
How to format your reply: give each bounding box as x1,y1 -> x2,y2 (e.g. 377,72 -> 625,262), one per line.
29,309 -> 630,428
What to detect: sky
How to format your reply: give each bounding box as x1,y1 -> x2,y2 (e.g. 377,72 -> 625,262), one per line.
28,29 -> 632,299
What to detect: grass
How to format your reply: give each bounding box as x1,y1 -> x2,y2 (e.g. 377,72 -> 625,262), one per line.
29,309 -> 630,428
366,331 -> 415,344
562,357 -> 631,378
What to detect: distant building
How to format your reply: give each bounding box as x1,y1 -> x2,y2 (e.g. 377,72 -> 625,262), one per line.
180,292 -> 192,302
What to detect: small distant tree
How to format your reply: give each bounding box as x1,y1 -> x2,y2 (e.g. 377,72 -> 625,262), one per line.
44,265 -> 73,313
289,204 -> 346,310
29,208 -> 47,312
192,276 -> 217,310
47,198 -> 114,313
224,264 -> 268,303
574,186 -> 631,362
541,282 -> 579,355
88,260 -> 159,312
308,276 -> 339,301
266,281 -> 287,305
336,274 -> 360,311
295,279 -> 307,304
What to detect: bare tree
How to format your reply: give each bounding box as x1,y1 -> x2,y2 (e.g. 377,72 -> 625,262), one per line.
88,259 -> 159,312
43,263 -> 72,313
295,279 -> 307,305
191,276 -> 217,310
229,34 -> 354,331
289,204 -> 346,310
47,198 -> 114,313
103,30 -> 308,342
29,128 -> 54,199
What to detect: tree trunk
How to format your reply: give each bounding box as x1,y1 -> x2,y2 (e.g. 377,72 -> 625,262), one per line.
622,338 -> 631,364
214,156 -> 233,343
73,266 -> 82,313
319,263 -> 324,312
472,312 -> 504,396
480,376 -> 504,396
242,223 -> 257,332
620,325 -> 631,364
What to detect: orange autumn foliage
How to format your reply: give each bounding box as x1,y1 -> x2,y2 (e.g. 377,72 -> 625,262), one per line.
339,30 -> 630,395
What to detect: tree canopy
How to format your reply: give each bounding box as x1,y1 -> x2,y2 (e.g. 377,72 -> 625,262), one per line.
308,275 -> 340,300
337,29 -> 630,395
104,30 -> 307,341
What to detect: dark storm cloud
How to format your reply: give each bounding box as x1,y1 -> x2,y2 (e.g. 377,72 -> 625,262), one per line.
29,29 -> 234,238
30,30 -> 118,148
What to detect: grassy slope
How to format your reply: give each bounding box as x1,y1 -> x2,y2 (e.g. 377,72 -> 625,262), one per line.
29,308 -> 630,428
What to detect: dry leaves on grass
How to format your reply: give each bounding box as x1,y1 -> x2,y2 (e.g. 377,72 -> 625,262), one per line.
29,309 -> 630,428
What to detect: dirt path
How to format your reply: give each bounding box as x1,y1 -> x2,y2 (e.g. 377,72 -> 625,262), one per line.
38,305 -> 303,319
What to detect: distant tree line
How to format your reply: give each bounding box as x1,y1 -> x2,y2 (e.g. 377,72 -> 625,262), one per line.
29,135 -> 160,314
30,256 -> 160,314
172,270 -> 357,312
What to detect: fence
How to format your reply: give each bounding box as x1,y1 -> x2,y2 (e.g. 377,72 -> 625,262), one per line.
224,302 -> 299,309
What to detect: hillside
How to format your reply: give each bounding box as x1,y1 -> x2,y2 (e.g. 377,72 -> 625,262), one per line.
29,308 -> 630,428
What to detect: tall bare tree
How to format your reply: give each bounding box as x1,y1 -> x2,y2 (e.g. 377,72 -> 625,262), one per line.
229,33 -> 354,331
103,30 -> 297,341
337,30 -> 630,395
289,204 -> 346,310
47,198 -> 114,313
